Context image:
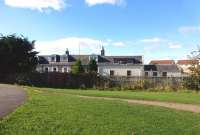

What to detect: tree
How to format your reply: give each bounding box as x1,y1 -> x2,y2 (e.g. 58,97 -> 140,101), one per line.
0,34 -> 38,76
88,59 -> 98,73
72,59 -> 84,74
185,47 -> 200,91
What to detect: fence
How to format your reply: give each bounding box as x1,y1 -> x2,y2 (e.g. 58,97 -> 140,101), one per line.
0,72 -> 193,90
1,72 -> 97,89
97,76 -> 189,90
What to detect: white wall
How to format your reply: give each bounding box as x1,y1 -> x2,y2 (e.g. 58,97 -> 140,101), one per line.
144,71 -> 182,77
37,65 -> 71,73
98,65 -> 143,77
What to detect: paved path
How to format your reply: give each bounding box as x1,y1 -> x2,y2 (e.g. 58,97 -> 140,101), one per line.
78,95 -> 200,113
0,84 -> 27,118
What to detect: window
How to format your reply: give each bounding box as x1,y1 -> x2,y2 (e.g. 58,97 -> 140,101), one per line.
153,72 -> 158,77
145,72 -> 148,77
51,57 -> 55,61
63,56 -> 67,61
127,60 -> 133,64
56,55 -> 60,62
53,68 -> 57,72
162,72 -> 167,77
127,70 -> 131,76
45,67 -> 48,72
63,68 -> 67,73
110,70 -> 114,76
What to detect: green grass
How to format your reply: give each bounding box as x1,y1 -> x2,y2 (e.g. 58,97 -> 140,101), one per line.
0,87 -> 200,135
38,87 -> 200,105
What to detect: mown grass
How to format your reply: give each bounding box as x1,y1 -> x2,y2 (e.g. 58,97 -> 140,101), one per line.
38,87 -> 200,105
0,87 -> 200,135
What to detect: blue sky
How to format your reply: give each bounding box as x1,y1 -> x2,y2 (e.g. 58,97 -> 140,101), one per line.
0,0 -> 200,63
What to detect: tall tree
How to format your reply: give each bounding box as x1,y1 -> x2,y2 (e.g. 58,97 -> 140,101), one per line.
72,59 -> 84,74
0,34 -> 38,75
88,59 -> 98,73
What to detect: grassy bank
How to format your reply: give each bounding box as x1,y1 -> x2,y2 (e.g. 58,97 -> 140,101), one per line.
0,87 -> 200,135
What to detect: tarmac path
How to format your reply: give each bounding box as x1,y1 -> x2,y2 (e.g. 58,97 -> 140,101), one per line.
0,84 -> 27,118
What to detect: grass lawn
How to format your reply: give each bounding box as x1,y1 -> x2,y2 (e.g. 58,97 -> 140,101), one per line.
39,87 -> 200,105
0,87 -> 200,135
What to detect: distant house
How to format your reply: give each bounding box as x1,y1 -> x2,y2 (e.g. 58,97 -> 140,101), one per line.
37,47 -> 144,77
149,60 -> 175,65
144,64 -> 182,77
177,60 -> 199,74
98,57 -> 143,77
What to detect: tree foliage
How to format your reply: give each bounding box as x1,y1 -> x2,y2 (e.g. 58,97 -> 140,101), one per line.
72,59 -> 84,74
185,47 -> 200,91
0,34 -> 38,76
88,59 -> 98,73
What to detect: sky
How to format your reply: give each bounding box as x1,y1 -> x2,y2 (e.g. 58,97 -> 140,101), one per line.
0,0 -> 200,63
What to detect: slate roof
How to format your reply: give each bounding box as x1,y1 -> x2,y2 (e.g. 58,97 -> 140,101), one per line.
38,54 -> 143,65
71,55 -> 90,65
104,56 -> 143,64
144,65 -> 181,73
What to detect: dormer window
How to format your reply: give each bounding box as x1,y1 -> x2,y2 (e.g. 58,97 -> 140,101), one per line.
51,57 -> 55,61
89,55 -> 98,61
56,55 -> 60,62
63,57 -> 67,60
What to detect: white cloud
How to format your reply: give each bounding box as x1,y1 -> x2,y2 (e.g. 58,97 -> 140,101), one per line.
112,41 -> 125,47
4,0 -> 66,11
179,26 -> 200,34
35,37 -> 126,55
140,37 -> 162,44
168,42 -> 182,49
85,0 -> 126,7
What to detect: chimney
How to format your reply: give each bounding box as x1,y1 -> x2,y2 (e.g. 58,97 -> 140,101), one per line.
65,48 -> 69,56
101,46 -> 105,56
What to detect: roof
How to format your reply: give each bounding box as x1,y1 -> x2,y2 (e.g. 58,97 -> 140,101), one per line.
149,60 -> 175,65
104,56 -> 143,64
38,55 -> 143,65
71,55 -> 90,65
144,64 -> 181,73
177,60 -> 199,65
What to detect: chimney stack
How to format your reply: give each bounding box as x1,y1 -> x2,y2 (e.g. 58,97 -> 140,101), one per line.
65,48 -> 69,56
101,46 -> 105,56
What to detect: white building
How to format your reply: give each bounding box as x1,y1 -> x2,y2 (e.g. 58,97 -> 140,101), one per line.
98,64 -> 143,77
144,65 -> 182,77
37,47 -> 144,77
37,48 -> 184,77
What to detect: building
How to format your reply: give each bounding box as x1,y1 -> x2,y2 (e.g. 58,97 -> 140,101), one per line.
144,64 -> 182,77
177,60 -> 199,74
37,47 -> 144,77
37,47 -> 188,77
98,56 -> 143,77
